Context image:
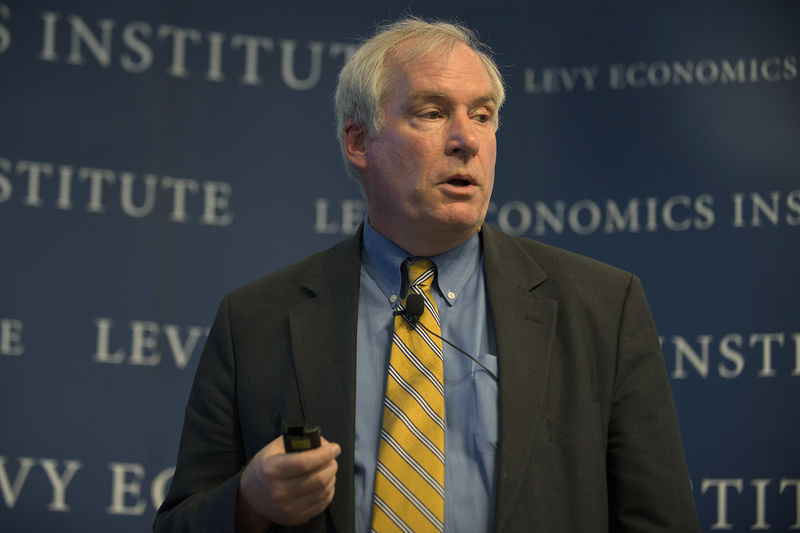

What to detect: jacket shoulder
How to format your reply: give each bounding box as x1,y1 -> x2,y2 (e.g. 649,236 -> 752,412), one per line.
226,232 -> 361,307
482,223 -> 635,291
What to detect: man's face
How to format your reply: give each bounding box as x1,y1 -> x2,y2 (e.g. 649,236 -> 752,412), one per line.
357,42 -> 498,255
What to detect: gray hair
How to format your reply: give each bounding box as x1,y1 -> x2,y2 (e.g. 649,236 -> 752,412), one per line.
334,17 -> 505,178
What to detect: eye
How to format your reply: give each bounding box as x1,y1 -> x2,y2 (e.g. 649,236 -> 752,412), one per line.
472,109 -> 494,124
420,110 -> 443,120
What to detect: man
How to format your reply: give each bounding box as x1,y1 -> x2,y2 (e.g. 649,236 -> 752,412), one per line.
155,17 -> 700,532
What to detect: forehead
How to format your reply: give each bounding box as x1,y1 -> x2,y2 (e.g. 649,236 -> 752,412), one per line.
385,41 -> 495,98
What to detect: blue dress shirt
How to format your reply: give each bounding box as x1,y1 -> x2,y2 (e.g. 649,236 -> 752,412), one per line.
354,218 -> 498,532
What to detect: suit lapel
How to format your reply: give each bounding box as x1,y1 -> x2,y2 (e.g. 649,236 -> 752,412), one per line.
288,232 -> 362,533
481,225 -> 558,533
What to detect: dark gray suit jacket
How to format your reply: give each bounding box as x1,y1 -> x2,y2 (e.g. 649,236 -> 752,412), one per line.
154,224 -> 700,532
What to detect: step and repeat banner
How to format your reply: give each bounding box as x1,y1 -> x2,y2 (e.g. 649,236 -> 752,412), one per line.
1,1 -> 798,531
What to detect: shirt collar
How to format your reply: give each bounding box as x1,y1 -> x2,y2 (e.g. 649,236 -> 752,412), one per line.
361,215 -> 481,307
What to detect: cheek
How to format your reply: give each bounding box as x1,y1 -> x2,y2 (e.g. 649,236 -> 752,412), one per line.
484,136 -> 497,161
385,139 -> 422,175
482,144 -> 497,176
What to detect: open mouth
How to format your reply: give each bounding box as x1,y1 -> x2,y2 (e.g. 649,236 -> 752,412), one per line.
447,176 -> 473,187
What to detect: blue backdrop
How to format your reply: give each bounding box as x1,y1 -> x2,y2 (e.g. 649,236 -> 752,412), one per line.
1,1 -> 798,531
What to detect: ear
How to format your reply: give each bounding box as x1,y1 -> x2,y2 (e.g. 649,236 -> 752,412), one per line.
343,118 -> 368,171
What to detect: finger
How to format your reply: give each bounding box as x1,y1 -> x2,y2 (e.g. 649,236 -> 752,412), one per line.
240,448 -> 338,526
270,440 -> 340,479
277,473 -> 337,525
264,434 -> 290,455
286,455 -> 338,495
268,458 -> 337,509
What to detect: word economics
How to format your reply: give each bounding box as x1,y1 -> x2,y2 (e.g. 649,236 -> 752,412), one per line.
314,191 -> 800,238
524,55 -> 798,94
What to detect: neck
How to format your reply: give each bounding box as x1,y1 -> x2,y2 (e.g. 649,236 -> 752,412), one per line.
369,218 -> 480,257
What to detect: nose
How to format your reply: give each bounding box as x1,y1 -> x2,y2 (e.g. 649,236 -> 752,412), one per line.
445,111 -> 480,159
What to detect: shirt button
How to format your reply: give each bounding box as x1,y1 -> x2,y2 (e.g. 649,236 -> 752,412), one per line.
389,294 -> 397,303
447,291 -> 456,300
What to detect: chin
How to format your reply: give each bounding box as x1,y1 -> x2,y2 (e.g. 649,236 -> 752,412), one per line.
435,216 -> 483,236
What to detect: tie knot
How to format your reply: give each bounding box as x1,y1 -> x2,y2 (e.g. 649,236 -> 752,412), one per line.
404,258 -> 436,289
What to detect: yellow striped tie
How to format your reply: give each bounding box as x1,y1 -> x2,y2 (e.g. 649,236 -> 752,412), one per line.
371,258 -> 444,533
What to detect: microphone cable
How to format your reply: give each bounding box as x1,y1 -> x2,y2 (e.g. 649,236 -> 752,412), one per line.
394,293 -> 498,381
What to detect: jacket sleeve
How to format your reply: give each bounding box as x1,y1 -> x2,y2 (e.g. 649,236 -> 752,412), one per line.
606,274 -> 700,532
154,296 -> 245,533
